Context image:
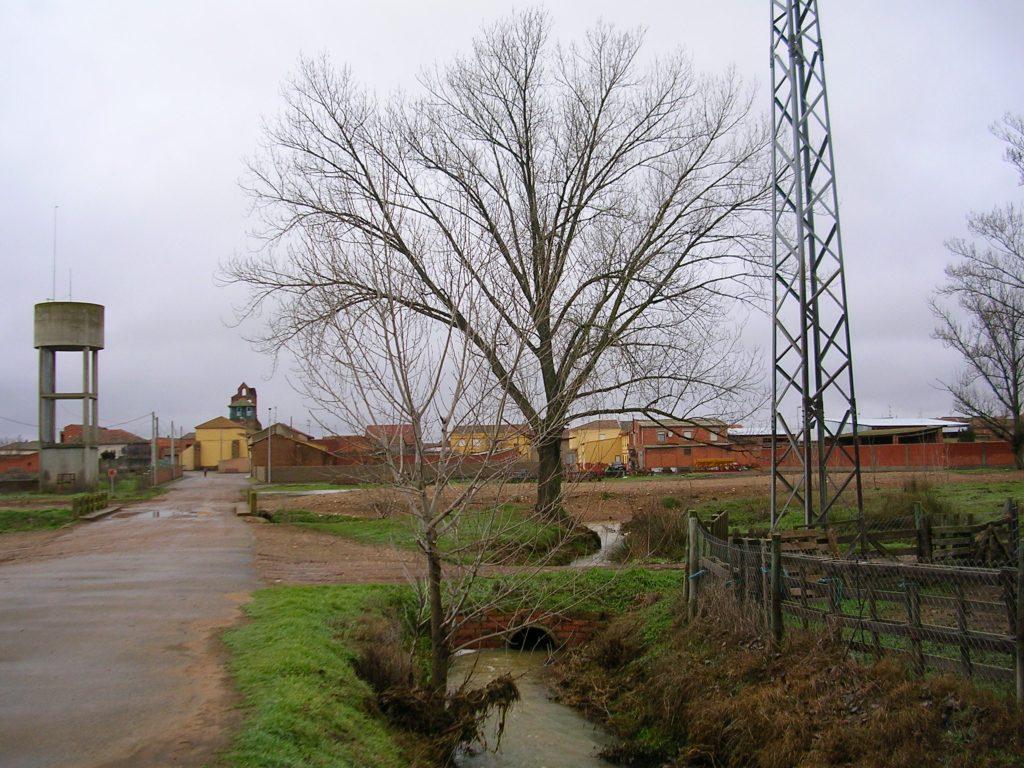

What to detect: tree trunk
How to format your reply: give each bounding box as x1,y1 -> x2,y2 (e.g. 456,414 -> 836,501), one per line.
1014,434 -> 1024,470
535,435 -> 566,523
425,529 -> 448,694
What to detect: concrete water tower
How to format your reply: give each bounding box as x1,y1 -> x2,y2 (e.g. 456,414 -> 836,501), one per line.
34,302 -> 104,491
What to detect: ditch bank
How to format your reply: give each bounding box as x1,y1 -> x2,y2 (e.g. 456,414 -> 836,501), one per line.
554,586 -> 1024,768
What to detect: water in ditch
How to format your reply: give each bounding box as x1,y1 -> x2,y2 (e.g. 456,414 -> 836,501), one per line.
570,522 -> 624,568
451,650 -> 615,767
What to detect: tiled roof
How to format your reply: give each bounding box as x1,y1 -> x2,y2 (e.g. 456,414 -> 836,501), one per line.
195,416 -> 247,430
61,425 -> 145,444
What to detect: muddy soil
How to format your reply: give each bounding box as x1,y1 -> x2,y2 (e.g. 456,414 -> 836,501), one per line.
250,517 -> 425,585
0,473 -> 255,768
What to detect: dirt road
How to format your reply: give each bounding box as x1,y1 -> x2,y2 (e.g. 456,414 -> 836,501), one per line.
0,473 -> 256,768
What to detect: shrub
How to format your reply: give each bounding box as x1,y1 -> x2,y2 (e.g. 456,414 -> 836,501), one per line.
617,503 -> 689,562
350,614 -> 414,694
873,477 -> 951,521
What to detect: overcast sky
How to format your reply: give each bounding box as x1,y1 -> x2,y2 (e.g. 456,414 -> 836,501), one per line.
1,0 -> 1022,439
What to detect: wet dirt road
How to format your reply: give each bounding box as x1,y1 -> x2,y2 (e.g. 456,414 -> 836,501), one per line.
0,473 -> 256,768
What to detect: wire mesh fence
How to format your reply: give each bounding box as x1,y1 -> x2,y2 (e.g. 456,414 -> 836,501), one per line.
690,511 -> 1024,701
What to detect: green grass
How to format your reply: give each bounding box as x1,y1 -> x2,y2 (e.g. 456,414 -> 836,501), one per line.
0,507 -> 77,533
221,585 -> 416,768
273,511 -> 415,548
219,572 -> 678,767
466,567 -> 686,616
255,482 -> 375,492
271,504 -> 597,565
687,476 -> 1024,535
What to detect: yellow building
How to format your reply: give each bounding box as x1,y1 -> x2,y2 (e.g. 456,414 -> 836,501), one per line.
448,423 -> 533,458
180,417 -> 252,471
569,419 -> 628,467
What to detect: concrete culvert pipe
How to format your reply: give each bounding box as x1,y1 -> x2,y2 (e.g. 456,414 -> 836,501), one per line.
506,626 -> 555,651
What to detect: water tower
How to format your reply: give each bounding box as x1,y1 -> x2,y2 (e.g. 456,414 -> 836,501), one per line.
34,302 -> 104,491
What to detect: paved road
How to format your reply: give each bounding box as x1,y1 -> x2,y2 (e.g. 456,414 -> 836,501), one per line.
0,473 -> 256,768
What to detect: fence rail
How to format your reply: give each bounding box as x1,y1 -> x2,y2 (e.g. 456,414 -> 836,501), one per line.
690,511 -> 1024,702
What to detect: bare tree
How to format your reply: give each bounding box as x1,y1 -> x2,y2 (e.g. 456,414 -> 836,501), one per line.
227,9 -> 768,519
293,260 -> 604,706
994,112 -> 1024,185
933,114 -> 1024,466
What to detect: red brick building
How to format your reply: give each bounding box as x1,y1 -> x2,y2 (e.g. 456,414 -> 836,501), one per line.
626,419 -> 735,471
249,424 -> 340,469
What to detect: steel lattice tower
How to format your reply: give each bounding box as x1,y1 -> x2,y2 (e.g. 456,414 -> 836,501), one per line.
769,0 -> 864,527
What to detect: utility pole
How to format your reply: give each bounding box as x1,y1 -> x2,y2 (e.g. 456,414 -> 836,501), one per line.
170,420 -> 176,477
267,406 -> 273,484
769,0 -> 864,528
150,412 -> 158,487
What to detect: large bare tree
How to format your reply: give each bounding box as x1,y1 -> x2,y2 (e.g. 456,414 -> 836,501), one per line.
228,9 -> 769,518
933,114 -> 1024,466
289,261 -> 616,752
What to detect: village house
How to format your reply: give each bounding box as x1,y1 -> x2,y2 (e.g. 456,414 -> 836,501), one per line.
60,425 -> 146,459
179,383 -> 260,472
448,423 -> 534,458
0,441 -> 40,475
249,423 -> 341,472
568,419 -> 630,468
626,418 -> 734,471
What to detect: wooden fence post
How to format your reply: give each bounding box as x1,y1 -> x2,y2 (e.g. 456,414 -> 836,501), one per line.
770,533 -> 783,647
248,490 -> 258,516
917,512 -> 933,563
688,513 -> 700,621
1016,532 -> 1024,706
1007,498 -> 1019,564
905,580 -> 924,676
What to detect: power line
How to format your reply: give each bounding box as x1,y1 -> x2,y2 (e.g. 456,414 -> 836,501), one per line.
0,414 -> 37,428
0,411 -> 156,432
101,413 -> 153,428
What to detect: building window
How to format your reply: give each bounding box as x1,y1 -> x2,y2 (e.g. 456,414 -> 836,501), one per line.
683,447 -> 692,455
657,430 -> 667,443
709,433 -> 718,442
231,440 -> 240,458
683,430 -> 693,439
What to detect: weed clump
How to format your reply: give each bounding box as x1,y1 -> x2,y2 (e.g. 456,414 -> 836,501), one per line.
873,476 -> 952,520
616,502 -> 689,562
557,583 -> 1024,768
350,609 -> 520,765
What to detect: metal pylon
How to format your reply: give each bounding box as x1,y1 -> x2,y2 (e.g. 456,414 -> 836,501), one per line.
769,0 -> 864,528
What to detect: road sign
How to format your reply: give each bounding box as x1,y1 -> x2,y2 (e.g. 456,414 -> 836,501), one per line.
107,468 -> 117,478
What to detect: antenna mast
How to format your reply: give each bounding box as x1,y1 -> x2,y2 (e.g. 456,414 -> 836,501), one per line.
51,205 -> 59,301
769,0 -> 864,527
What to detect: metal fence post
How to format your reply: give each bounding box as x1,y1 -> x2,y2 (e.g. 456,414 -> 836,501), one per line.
770,533 -> 783,647
688,513 -> 700,621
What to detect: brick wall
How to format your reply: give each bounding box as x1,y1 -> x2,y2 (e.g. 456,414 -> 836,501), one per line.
450,611 -> 603,649
0,452 -> 39,474
734,441 -> 1018,471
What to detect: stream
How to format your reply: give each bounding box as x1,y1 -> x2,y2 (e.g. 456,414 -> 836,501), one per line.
570,521 -> 624,568
451,650 -> 614,767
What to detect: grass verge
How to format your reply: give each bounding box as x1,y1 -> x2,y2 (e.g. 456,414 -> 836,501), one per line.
0,507 -> 77,533
219,571 -> 672,767
221,585 -> 419,768
556,581 -> 1024,767
270,504 -> 599,565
